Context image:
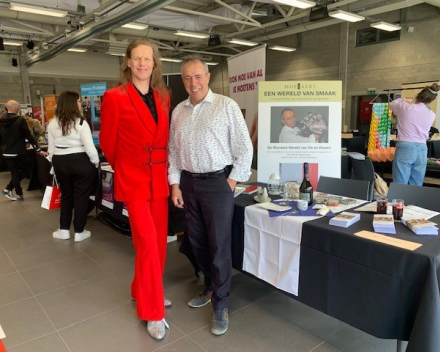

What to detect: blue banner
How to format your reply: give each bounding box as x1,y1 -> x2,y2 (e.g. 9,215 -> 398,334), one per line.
80,82 -> 107,136
80,83 -> 107,96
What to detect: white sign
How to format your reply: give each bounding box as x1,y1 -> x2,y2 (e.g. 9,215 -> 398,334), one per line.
258,81 -> 342,186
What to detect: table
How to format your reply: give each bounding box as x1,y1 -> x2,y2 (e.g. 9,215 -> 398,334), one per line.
231,194 -> 440,352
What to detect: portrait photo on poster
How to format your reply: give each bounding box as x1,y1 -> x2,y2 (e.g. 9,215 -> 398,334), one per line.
271,106 -> 329,144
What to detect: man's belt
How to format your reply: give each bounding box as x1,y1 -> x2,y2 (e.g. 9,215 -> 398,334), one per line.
182,166 -> 230,180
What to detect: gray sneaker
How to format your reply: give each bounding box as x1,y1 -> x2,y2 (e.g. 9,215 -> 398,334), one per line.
188,291 -> 212,308
211,308 -> 229,336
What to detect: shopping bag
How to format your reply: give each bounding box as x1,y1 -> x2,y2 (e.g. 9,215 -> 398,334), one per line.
41,177 -> 61,210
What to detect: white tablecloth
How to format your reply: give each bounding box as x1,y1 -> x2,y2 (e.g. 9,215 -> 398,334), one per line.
243,205 -> 318,296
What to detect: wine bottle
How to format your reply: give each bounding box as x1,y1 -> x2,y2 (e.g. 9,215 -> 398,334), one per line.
299,162 -> 313,205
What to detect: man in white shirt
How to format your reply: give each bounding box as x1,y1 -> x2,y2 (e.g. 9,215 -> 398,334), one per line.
168,56 -> 253,336
278,108 -> 316,143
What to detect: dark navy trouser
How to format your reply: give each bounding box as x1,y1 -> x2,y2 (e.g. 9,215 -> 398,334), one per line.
180,170 -> 234,311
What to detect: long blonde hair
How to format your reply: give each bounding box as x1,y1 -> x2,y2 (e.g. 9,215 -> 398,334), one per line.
118,38 -> 170,103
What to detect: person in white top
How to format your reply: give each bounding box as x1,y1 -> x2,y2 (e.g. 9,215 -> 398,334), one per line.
168,56 -> 253,336
47,91 -> 99,242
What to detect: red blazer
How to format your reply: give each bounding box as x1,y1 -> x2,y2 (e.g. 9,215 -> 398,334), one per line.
100,83 -> 170,202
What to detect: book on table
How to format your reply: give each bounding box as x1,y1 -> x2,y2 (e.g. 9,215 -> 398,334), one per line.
236,184 -> 261,195
373,214 -> 396,234
329,212 -> 360,228
401,217 -> 439,235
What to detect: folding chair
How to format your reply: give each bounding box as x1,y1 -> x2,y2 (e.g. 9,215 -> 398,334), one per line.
351,158 -> 376,201
387,183 -> 440,211
317,176 -> 370,200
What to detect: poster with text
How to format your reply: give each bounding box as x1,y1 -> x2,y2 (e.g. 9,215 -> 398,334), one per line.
227,45 -> 266,132
258,81 -> 342,183
80,82 -> 107,134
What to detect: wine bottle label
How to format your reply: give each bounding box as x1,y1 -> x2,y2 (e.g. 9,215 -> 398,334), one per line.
299,192 -> 310,201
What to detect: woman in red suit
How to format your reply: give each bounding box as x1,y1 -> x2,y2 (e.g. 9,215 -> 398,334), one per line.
100,38 -> 171,340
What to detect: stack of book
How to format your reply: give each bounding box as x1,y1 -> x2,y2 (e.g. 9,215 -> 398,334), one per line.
329,212 -> 360,228
401,218 -> 439,235
373,214 -> 396,234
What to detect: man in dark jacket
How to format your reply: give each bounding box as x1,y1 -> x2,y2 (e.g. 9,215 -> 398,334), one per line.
0,100 -> 46,201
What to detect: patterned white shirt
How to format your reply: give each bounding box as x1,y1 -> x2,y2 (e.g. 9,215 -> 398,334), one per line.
279,125 -> 316,143
168,89 -> 253,185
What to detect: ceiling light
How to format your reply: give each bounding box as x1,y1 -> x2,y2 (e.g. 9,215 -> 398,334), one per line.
68,48 -> 87,52
4,40 -> 22,46
370,21 -> 401,31
106,52 -> 125,56
10,2 -> 68,17
206,62 -> 219,66
273,0 -> 315,9
227,38 -> 259,46
160,58 -> 183,63
269,45 -> 296,52
329,10 -> 365,22
121,22 -> 149,30
174,30 -> 210,39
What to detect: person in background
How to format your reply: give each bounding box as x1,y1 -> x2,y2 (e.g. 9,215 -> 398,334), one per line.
99,38 -> 171,340
48,91 -> 99,242
389,83 -> 439,185
0,100 -> 47,201
24,112 -> 45,141
169,56 -> 253,336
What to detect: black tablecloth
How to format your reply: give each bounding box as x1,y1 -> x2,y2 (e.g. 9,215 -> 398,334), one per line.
231,197 -> 440,352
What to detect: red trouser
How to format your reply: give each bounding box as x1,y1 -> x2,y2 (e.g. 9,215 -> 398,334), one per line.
125,197 -> 168,321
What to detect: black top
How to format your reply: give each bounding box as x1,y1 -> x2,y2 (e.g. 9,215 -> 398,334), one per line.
133,85 -> 157,124
0,113 -> 40,155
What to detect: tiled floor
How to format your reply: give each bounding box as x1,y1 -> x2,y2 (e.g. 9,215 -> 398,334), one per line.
0,172 -> 406,352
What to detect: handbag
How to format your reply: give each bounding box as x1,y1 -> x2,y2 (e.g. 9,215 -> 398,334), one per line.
374,173 -> 389,198
41,176 -> 61,210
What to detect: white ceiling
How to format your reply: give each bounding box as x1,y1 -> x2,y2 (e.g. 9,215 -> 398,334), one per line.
0,0 -> 439,67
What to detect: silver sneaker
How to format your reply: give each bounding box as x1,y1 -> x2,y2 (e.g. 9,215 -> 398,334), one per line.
74,230 -> 91,242
211,308 -> 229,336
53,229 -> 70,240
188,292 -> 212,308
147,318 -> 169,340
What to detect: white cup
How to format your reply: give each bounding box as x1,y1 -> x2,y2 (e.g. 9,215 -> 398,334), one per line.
297,199 -> 308,211
258,187 -> 268,202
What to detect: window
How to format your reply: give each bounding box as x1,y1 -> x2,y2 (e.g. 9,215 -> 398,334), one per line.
356,27 -> 400,47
